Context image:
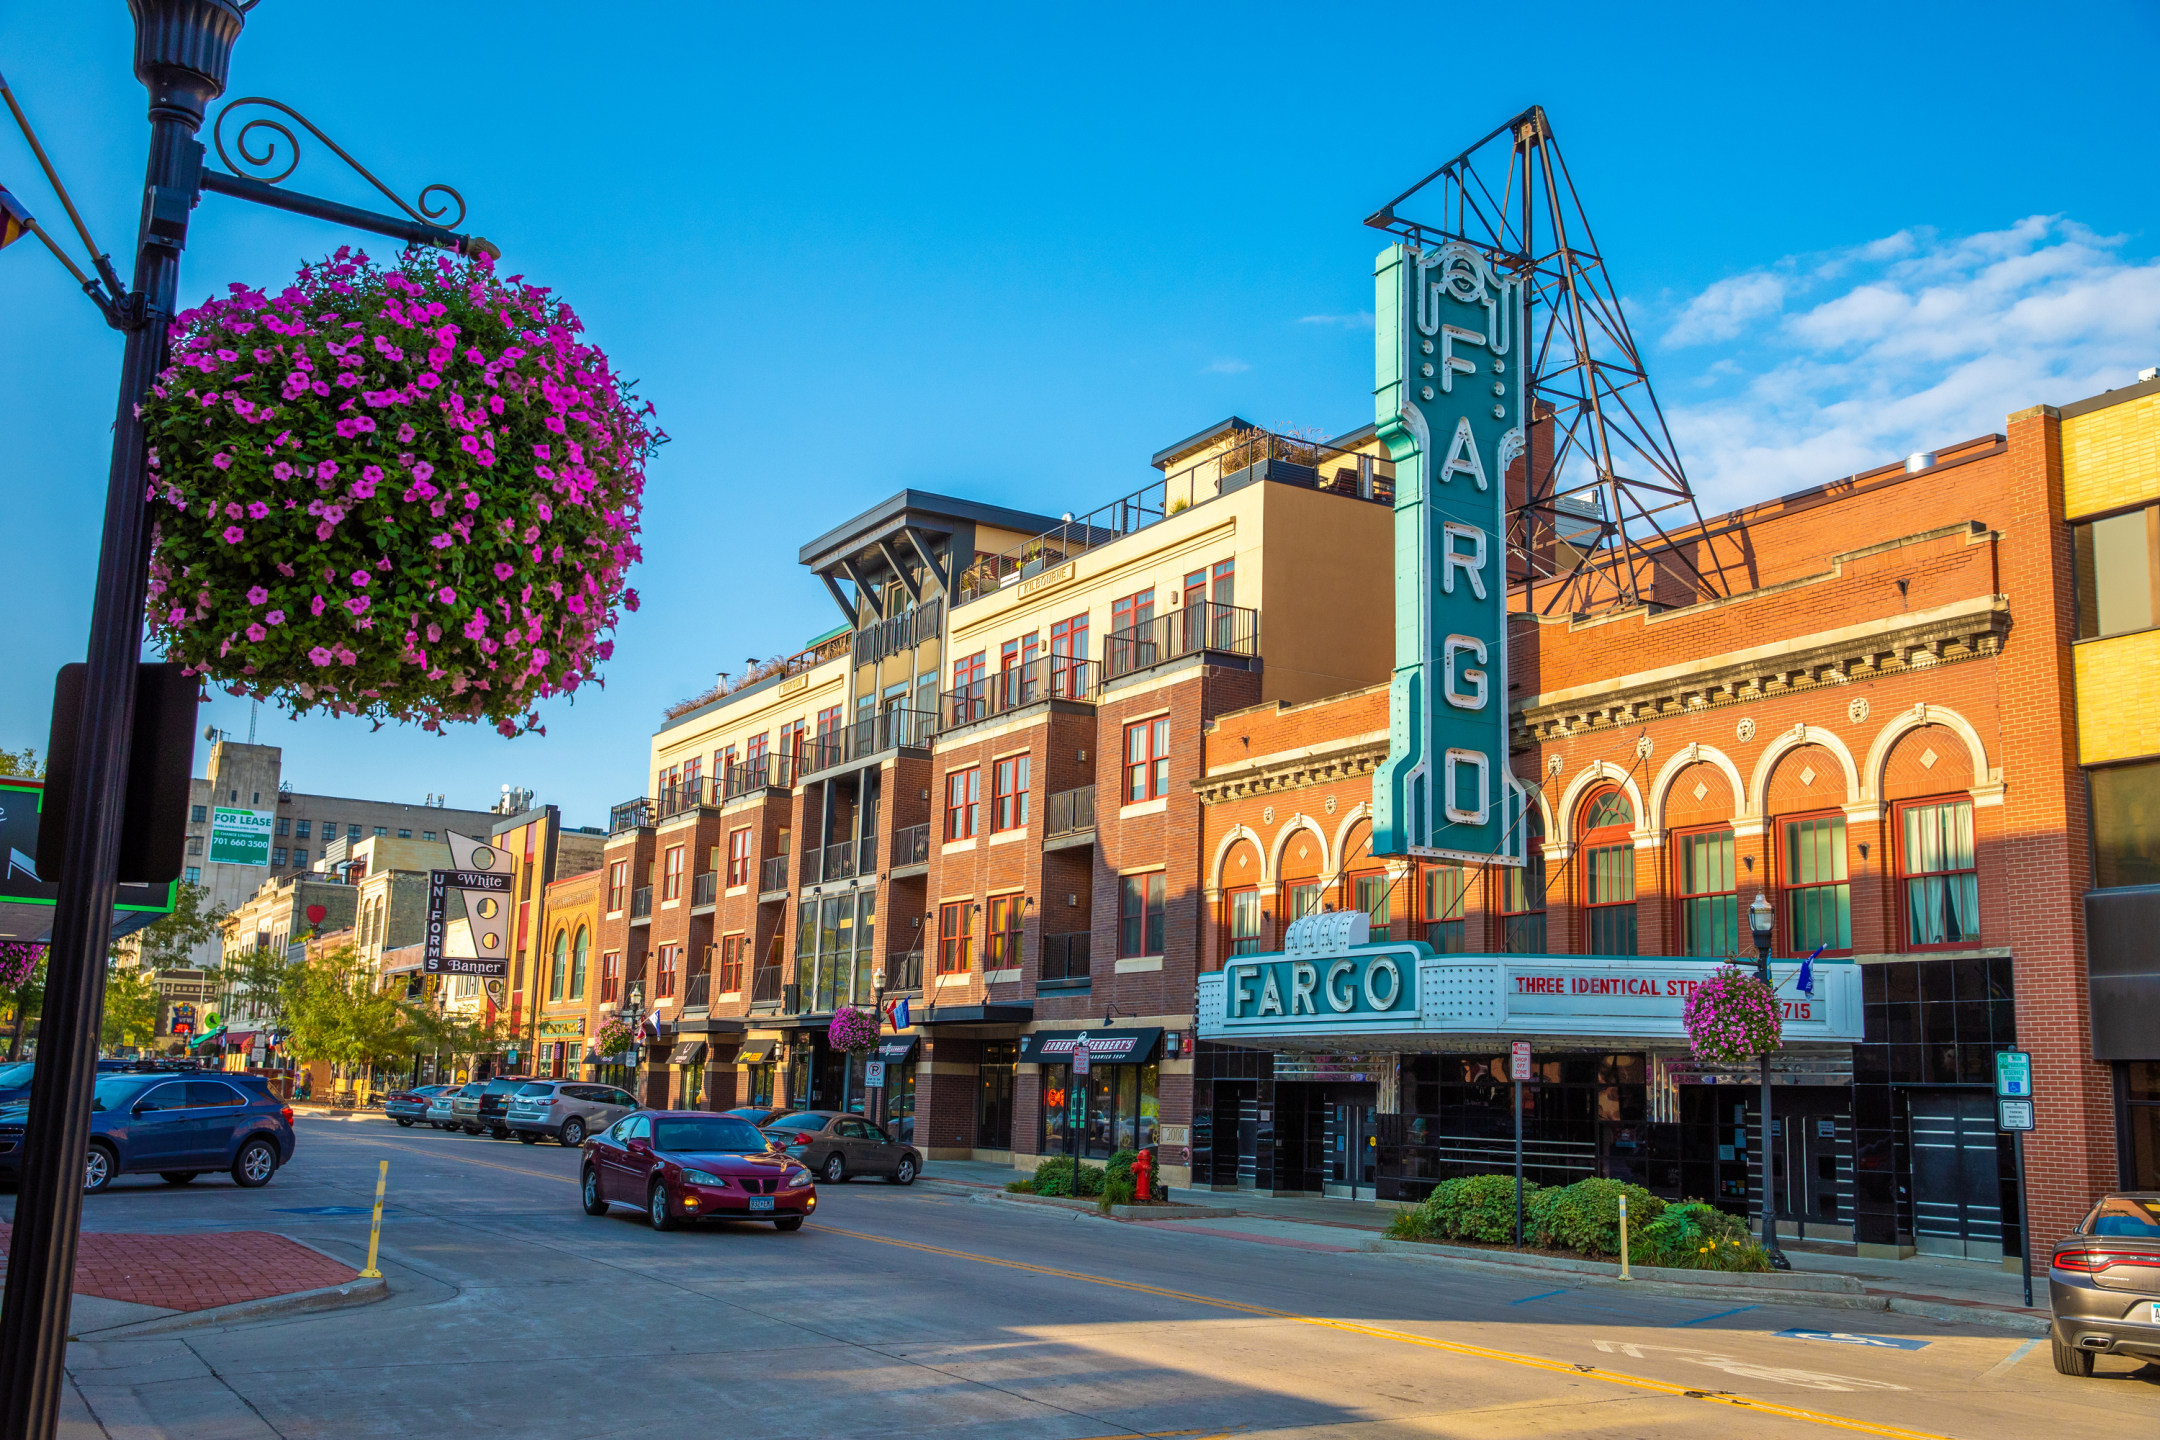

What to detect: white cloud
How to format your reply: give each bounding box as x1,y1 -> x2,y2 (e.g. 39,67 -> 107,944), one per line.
1203,357 -> 1251,374
1651,216 -> 2160,514
1298,311 -> 1376,329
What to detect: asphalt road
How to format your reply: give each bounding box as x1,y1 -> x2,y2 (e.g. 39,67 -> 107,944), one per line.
19,1113 -> 2157,1439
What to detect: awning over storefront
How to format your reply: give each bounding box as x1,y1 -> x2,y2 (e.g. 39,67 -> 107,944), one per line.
918,1003 -> 1032,1027
736,1042 -> 777,1066
668,1041 -> 707,1066
873,1036 -> 918,1065
1019,1028 -> 1163,1065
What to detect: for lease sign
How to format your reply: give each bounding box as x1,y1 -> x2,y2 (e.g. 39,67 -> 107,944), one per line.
206,807 -> 273,866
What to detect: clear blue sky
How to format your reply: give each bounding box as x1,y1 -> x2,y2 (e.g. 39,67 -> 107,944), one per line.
5,2 -> 2156,828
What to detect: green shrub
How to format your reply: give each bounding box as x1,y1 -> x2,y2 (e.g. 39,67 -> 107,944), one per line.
1029,1159 -> 1105,1199
1635,1201 -> 1770,1272
1105,1149 -> 1138,1184
1394,1174 -> 1542,1244
1099,1176 -> 1136,1211
1004,1178 -> 1037,1194
1532,1179 -> 1667,1259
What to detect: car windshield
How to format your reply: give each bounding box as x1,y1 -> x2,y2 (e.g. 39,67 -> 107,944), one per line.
516,1082 -> 555,1097
90,1078 -> 155,1112
654,1116 -> 768,1153
2090,1196 -> 2160,1237
767,1113 -> 828,1131
0,1062 -> 34,1089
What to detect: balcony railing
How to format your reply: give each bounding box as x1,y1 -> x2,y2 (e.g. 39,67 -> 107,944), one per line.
852,596 -> 943,669
801,707 -> 937,773
1103,600 -> 1259,679
691,870 -> 718,906
748,964 -> 784,1009
884,949 -> 923,992
821,841 -> 856,882
954,430 -> 1392,605
1046,785 -> 1095,837
630,886 -> 652,919
760,854 -> 789,893
1039,932 -> 1091,986
608,797 -> 652,835
941,656 -> 1095,729
891,823 -> 929,868
654,778 -> 714,820
683,970 -> 711,1010
723,753 -> 796,798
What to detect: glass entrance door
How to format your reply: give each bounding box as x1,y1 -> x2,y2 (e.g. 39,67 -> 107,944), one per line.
1324,1099 -> 1378,1200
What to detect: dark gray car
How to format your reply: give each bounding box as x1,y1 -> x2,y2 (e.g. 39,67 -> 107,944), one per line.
2048,1191 -> 2160,1374
763,1110 -> 920,1185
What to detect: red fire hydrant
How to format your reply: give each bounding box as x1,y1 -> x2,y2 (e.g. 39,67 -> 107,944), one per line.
1132,1146 -> 1153,1204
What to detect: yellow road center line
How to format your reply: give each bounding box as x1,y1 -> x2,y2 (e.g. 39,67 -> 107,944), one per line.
815,1225 -> 1964,1440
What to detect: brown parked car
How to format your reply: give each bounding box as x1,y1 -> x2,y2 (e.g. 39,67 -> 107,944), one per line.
761,1110 -> 920,1185
2048,1192 -> 2160,1375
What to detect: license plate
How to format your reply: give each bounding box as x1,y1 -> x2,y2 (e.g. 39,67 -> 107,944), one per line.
748,1197 -> 774,1212
2142,1301 -> 2160,1324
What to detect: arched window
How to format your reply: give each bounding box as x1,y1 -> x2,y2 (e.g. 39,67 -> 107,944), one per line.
549,930 -> 568,1002
1278,827 -> 1325,934
1580,787 -> 1636,956
569,926 -> 589,1000
1219,838 -> 1264,961
1500,807 -> 1546,953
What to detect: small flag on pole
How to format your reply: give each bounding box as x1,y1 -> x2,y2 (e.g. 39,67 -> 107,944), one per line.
1797,944 -> 1824,995
0,188 -> 33,250
891,996 -> 910,1030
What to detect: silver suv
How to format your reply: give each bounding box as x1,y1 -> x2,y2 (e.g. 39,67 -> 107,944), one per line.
506,1081 -> 639,1147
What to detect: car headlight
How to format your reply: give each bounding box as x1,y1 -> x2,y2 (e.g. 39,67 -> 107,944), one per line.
679,1169 -> 726,1187
784,1168 -> 812,1189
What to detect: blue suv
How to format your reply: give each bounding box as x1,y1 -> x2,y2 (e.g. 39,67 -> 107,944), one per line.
0,1072 -> 296,1191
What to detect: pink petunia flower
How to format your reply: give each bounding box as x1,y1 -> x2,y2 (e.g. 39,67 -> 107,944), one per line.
266,610 -> 285,625
245,623 -> 267,643
308,646 -> 334,666
221,525 -> 245,544
246,585 -> 269,605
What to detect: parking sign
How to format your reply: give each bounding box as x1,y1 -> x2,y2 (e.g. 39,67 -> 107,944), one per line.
1994,1050 -> 2032,1099
1511,1041 -> 1532,1083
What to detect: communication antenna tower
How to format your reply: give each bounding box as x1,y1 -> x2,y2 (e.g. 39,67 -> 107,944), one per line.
1367,105 -> 1726,615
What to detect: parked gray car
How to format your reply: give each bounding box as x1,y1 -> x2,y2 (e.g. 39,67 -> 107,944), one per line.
505,1080 -> 640,1147
763,1110 -> 920,1185
2048,1191 -> 2160,1375
426,1083 -> 477,1130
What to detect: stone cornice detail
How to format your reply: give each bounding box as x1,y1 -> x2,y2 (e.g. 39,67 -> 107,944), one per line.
1193,736 -> 1389,804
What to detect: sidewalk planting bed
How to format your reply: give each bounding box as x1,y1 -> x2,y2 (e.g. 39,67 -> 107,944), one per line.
0,1221 -> 356,1313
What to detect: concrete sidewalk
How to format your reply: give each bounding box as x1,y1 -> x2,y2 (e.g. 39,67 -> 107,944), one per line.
917,1157 -> 2043,1323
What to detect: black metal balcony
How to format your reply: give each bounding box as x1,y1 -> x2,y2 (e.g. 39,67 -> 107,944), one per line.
630,886 -> 653,920
1039,932 -> 1091,987
800,707 -> 937,774
722,753 -> 796,799
820,841 -> 856,882
1104,600 -> 1259,679
891,823 -> 929,869
760,854 -> 789,893
748,965 -> 784,1011
691,870 -> 717,906
1046,785 -> 1095,838
683,969 -> 711,1010
884,949 -> 923,992
608,797 -> 652,834
941,657 -> 1095,729
654,778 -> 721,821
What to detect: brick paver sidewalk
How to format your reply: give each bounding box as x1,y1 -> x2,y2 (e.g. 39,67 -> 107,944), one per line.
0,1222 -> 357,1313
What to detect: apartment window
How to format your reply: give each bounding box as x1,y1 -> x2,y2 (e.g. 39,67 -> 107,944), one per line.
951,650 -> 985,695
1899,797 -> 1978,948
607,860 -> 629,913
294,819 -> 309,838
186,836 -> 202,856
945,767 -> 980,841
656,944 -> 679,999
292,848 -> 307,866
1124,718 -> 1170,803
991,755 -> 1030,831
275,817 -> 290,837
1226,889 -> 1264,957
1425,865 -> 1467,953
746,732 -> 769,768
570,927 -> 588,1000
661,845 -> 685,901
937,901 -> 974,975
190,804 -> 207,824
1675,828 -> 1738,957
1119,872 -> 1166,958
549,930 -> 568,1002
1111,588 -> 1155,634
1283,879 -> 1323,928
185,866 -> 201,884
600,949 -> 622,1003
1000,632 -> 1040,672
272,847 -> 287,867
986,894 -> 1024,968
2093,758 -> 2160,888
1782,812 -> 1852,952
727,828 -> 752,887
1352,871 -> 1392,941
373,826 -> 387,837
815,706 -> 840,737
777,719 -> 806,767
2073,502 -> 2160,639
719,934 -> 745,993
716,744 -> 737,778
1581,788 -> 1636,956
318,819 -> 335,838
349,825 -> 362,840
421,831 -> 434,842
398,828 -> 412,840
1050,612 -> 1089,694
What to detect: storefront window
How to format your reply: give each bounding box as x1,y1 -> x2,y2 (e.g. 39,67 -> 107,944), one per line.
1039,1060 -> 1160,1159
1581,789 -> 1637,956
2092,759 -> 2160,889
2121,1062 -> 2159,1190
1424,866 -> 1467,953
1353,871 -> 1392,941
748,1064 -> 774,1106
1783,813 -> 1852,952
1675,829 -> 1737,957
1899,798 -> 1978,948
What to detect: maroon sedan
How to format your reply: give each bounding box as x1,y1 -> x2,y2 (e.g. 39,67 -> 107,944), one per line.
580,1110 -> 816,1232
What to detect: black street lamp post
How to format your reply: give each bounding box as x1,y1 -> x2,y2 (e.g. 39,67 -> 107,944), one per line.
1747,891 -> 1791,1272
0,7 -> 492,1434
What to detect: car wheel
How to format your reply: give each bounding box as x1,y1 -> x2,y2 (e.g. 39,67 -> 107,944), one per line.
2051,1333 -> 2096,1377
887,1155 -> 917,1186
83,1144 -> 116,1194
396,1118 -> 414,1127
159,1171 -> 199,1185
648,1181 -> 676,1232
822,1153 -> 846,1184
560,1117 -> 586,1147
518,1132 -> 539,1145
774,1215 -> 804,1232
492,1126 -> 512,1141
232,1137 -> 279,1188
581,1167 -> 608,1216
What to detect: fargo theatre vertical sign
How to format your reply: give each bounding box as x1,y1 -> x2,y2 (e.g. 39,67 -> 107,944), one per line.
1372,241 -> 1527,866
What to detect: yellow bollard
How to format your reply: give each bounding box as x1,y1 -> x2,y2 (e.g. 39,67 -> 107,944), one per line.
360,1159 -> 388,1279
1618,1192 -> 1632,1281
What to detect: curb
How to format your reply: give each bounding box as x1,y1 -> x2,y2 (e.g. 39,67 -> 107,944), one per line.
1360,1239 -> 1892,1311
991,1192 -> 1241,1222
1363,1237 -> 1868,1293
1881,1296 -> 2049,1333
69,1274 -> 388,1340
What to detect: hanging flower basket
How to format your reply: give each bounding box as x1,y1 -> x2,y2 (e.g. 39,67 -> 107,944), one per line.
591,1017 -> 636,1058
0,942 -> 44,991
827,1006 -> 881,1054
140,246 -> 663,737
1681,963 -> 1783,1066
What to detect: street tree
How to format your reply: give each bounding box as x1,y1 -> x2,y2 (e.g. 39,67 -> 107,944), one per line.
122,881 -> 226,972
99,965 -> 162,1051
